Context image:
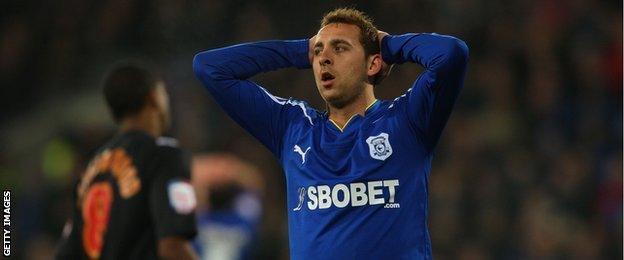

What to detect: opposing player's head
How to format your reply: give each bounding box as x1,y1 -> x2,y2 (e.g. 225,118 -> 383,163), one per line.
312,8 -> 383,108
103,63 -> 171,135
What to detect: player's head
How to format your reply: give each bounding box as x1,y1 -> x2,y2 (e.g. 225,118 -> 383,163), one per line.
103,63 -> 171,134
312,8 -> 383,109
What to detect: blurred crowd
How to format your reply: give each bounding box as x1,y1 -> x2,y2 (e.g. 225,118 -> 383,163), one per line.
0,0 -> 621,259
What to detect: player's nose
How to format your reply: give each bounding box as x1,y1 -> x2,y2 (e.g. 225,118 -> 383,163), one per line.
318,52 -> 332,66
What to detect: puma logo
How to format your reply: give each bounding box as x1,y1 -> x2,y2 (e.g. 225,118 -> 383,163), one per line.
293,145 -> 311,164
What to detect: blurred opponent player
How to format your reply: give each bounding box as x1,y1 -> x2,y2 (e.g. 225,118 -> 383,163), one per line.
56,63 -> 198,259
193,7 -> 468,259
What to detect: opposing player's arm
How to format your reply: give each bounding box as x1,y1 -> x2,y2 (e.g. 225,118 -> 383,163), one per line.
380,32 -> 469,151
54,182 -> 82,260
193,40 -> 311,156
148,145 -> 198,260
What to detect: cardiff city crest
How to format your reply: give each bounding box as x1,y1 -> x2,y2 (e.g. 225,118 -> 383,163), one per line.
366,133 -> 393,161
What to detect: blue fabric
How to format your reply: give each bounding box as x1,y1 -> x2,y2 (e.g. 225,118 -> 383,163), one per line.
195,210 -> 257,260
193,33 -> 468,259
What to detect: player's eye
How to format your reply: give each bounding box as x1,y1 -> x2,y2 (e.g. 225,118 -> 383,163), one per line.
313,48 -> 322,56
334,46 -> 344,52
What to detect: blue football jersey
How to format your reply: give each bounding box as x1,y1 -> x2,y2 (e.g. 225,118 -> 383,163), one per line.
194,33 -> 468,259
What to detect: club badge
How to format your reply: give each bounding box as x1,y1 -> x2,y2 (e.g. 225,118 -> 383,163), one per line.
366,133 -> 393,161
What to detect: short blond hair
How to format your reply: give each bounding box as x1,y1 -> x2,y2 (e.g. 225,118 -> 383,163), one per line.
320,8 -> 380,57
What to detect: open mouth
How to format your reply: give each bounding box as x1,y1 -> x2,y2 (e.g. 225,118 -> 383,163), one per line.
321,72 -> 335,86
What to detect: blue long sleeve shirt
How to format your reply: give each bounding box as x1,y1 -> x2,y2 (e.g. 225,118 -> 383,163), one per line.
193,33 -> 468,259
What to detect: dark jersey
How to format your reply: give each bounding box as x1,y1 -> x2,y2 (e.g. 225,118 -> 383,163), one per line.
56,131 -> 197,260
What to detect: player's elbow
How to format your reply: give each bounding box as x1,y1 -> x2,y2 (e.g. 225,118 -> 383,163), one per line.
442,37 -> 469,64
193,51 -> 226,87
192,52 -> 208,78
452,38 -> 469,62
434,37 -> 469,74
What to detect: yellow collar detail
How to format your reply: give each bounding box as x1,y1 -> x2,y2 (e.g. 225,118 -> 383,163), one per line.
329,99 -> 378,132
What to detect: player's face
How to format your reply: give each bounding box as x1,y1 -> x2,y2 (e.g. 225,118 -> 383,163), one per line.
153,82 -> 171,133
312,23 -> 370,108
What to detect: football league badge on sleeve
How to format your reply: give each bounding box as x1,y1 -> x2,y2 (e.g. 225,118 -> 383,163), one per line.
366,133 -> 393,161
167,180 -> 197,214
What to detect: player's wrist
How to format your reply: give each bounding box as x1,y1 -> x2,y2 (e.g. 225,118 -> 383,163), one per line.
285,39 -> 312,69
379,34 -> 399,65
377,31 -> 390,61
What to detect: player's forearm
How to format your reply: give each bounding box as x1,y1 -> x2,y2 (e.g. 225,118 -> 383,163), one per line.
383,33 -> 469,150
381,33 -> 469,75
192,40 -> 310,81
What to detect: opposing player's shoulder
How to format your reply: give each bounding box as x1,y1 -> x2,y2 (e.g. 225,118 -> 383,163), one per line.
156,136 -> 180,148
151,137 -> 189,163
149,137 -> 191,176
153,137 -> 185,156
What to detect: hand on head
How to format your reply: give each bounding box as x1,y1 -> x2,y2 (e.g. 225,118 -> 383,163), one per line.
308,35 -> 317,65
373,31 -> 393,85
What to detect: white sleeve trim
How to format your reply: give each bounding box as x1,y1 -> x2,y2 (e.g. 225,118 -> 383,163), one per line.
259,86 -> 314,126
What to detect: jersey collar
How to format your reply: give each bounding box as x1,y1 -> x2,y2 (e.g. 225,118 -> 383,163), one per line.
327,99 -> 379,132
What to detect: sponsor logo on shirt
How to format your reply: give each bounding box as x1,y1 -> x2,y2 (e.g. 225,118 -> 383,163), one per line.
293,179 -> 400,211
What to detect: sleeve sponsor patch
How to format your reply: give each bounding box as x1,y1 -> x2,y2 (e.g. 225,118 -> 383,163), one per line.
167,180 -> 197,214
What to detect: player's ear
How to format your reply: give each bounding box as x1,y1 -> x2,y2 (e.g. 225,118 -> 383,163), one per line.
145,89 -> 159,109
366,54 -> 382,77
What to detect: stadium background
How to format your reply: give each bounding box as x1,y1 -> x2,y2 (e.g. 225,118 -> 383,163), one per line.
0,0 -> 621,259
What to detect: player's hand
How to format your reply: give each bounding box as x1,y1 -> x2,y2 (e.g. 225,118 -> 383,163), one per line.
377,30 -> 389,45
373,31 -> 393,85
308,35 -> 317,65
